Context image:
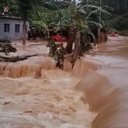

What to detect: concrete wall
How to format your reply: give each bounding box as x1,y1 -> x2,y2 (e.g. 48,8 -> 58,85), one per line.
0,18 -> 29,40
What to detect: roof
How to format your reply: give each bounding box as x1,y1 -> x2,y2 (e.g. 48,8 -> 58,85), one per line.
0,15 -> 22,20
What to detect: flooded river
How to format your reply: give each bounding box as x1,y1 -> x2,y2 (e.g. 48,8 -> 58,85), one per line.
0,36 -> 128,128
76,36 -> 128,128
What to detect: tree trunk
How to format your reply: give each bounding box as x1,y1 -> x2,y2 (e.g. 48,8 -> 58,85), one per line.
73,30 -> 81,60
65,27 -> 75,54
22,20 -> 27,45
47,28 -> 50,40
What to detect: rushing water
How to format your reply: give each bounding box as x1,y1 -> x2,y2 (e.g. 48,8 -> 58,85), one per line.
75,36 -> 128,128
0,36 -> 127,128
0,42 -> 96,128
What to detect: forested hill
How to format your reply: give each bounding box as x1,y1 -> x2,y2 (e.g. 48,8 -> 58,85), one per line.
0,0 -> 128,32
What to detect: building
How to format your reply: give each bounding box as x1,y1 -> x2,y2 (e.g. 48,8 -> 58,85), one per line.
0,15 -> 29,40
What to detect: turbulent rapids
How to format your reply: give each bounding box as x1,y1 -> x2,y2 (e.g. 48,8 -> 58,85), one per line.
0,36 -> 128,128
0,41 -> 98,128
0,71 -> 95,128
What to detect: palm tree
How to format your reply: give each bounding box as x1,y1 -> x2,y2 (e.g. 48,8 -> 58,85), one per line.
65,0 -> 110,58
29,0 -> 110,61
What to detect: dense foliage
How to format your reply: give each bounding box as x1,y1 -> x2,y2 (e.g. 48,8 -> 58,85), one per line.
103,0 -> 128,32
0,0 -> 128,32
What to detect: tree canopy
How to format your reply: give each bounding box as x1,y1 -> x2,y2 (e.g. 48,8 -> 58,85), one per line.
0,0 -> 128,32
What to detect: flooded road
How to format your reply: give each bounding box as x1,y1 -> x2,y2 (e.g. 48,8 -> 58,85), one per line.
0,36 -> 128,128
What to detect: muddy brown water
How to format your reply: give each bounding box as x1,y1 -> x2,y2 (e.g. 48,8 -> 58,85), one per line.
0,36 -> 127,128
75,36 -> 128,128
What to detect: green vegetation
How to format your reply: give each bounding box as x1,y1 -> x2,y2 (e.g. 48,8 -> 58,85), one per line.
0,0 -> 127,32
0,0 -> 127,67
0,0 -> 19,16
103,0 -> 128,32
